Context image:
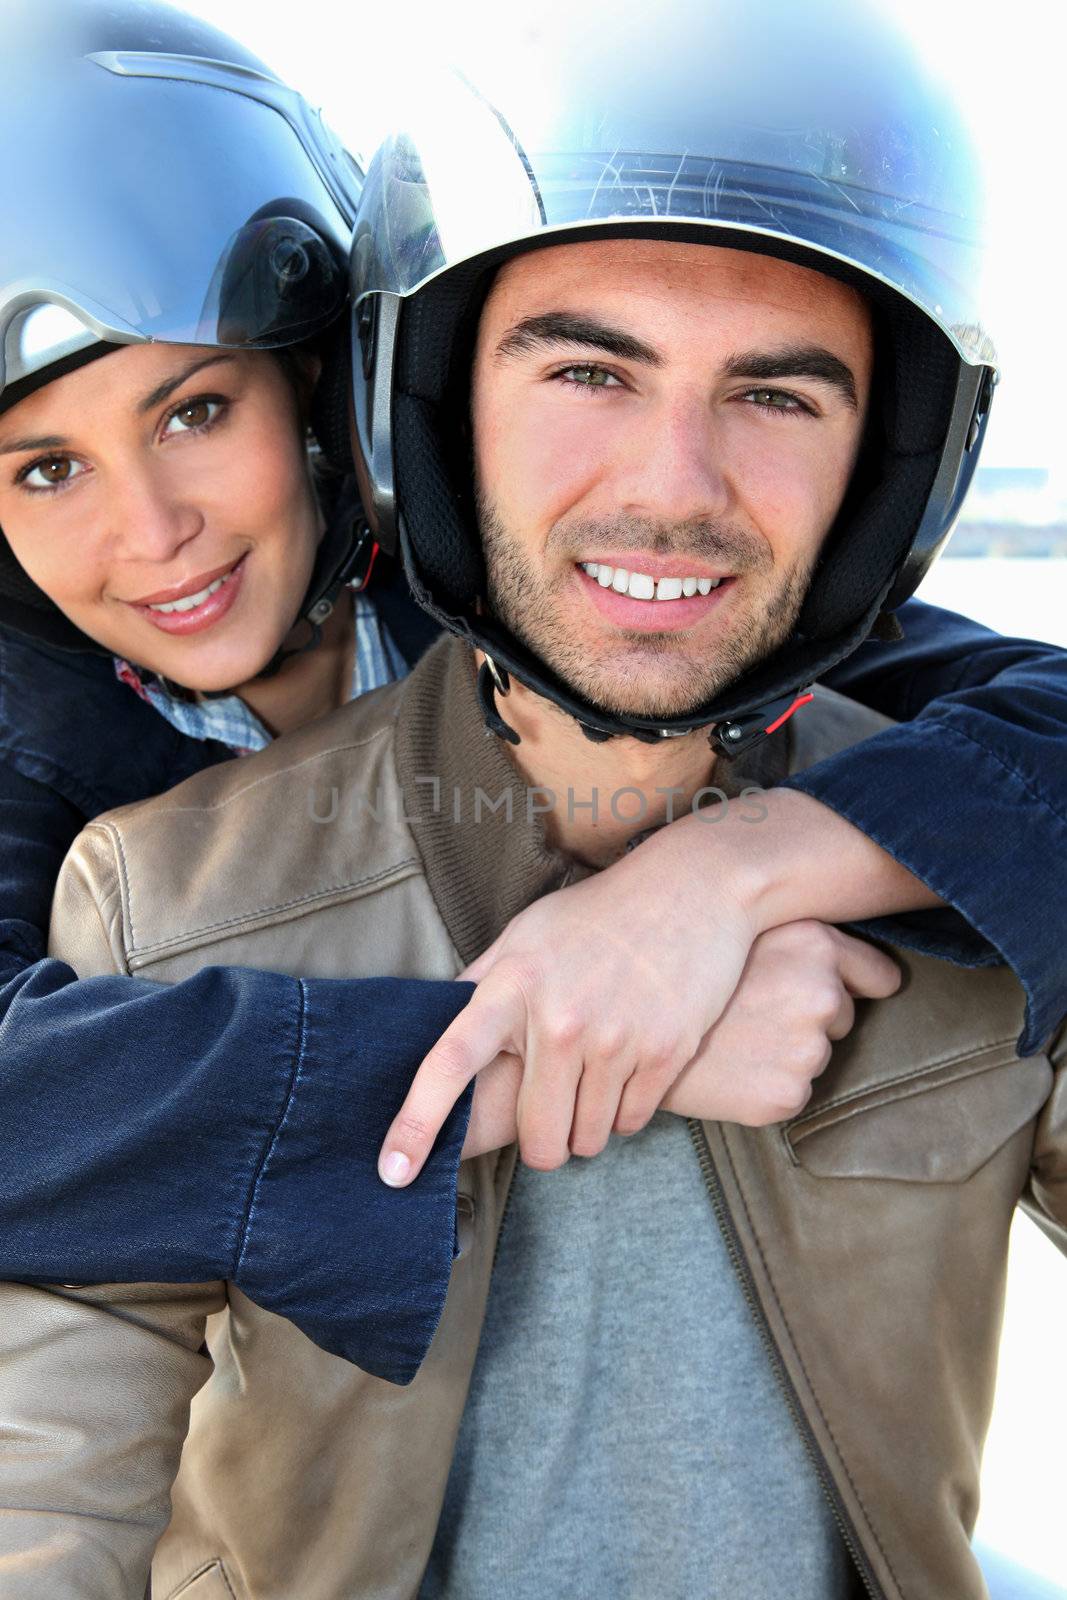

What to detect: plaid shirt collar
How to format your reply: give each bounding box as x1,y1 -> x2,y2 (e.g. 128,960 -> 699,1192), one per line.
114,592 -> 407,757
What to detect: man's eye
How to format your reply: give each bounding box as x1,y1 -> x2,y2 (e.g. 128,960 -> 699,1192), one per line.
162,397 -> 224,436
743,388 -> 808,414
558,365 -> 622,390
20,456 -> 82,491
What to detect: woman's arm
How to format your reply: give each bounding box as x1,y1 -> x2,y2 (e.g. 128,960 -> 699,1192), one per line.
380,598 -> 1067,1179
0,759 -> 472,1384
808,596 -> 1067,1053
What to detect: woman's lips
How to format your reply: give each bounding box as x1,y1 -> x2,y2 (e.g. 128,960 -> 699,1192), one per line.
129,554 -> 247,637
576,562 -> 734,631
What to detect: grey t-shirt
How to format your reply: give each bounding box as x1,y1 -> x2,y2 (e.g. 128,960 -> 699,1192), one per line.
421,1114 -> 853,1600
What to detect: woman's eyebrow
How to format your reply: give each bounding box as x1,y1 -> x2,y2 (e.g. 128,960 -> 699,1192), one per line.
495,312 -> 663,366
0,432 -> 68,456
722,345 -> 859,407
0,353 -> 241,453
137,352 -> 237,414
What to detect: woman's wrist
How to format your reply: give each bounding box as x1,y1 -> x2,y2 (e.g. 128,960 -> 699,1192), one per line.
659,786 -> 942,934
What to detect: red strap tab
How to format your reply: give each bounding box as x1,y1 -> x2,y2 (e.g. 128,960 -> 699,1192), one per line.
764,691 -> 814,737
350,540 -> 380,593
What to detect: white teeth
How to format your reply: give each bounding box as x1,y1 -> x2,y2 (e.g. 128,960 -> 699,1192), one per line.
580,561 -> 725,601
149,573 -> 229,614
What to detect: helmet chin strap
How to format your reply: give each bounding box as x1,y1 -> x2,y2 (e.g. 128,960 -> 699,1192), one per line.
476,653 -> 814,758
154,484 -> 379,701
253,488 -> 378,683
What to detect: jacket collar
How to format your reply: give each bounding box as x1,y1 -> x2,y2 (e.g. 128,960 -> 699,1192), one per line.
394,634 -> 790,965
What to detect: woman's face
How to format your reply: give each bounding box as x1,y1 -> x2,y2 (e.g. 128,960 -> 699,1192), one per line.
0,343 -> 322,690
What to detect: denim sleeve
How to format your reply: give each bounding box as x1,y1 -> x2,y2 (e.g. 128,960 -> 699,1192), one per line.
789,597 -> 1067,1054
0,758 -> 472,1384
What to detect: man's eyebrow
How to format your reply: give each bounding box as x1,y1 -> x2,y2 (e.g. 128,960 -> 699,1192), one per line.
138,352 -> 238,414
723,345 -> 859,408
494,313 -> 663,367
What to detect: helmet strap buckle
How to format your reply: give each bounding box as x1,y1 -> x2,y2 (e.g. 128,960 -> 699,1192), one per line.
710,689 -> 814,758
476,657 -> 521,745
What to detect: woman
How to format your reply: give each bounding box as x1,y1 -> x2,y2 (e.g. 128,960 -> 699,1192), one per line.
2,0 -> 1066,1394
0,0 -> 473,1379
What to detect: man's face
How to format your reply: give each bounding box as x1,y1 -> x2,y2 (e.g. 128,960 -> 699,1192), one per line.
472,239 -> 873,719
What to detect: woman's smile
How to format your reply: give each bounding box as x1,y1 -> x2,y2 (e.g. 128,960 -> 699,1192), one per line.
122,552 -> 248,636
0,342 -> 322,691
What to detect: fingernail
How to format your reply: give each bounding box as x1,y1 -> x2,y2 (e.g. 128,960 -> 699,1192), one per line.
381,1151 -> 412,1187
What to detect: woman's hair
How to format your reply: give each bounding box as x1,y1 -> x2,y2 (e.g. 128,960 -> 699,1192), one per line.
273,343 -> 320,424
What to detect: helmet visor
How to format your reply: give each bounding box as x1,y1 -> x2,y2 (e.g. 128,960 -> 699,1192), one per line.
0,53 -> 354,396
353,0 -> 992,366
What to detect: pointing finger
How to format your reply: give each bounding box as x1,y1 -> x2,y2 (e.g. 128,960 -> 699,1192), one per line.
377,976 -> 528,1186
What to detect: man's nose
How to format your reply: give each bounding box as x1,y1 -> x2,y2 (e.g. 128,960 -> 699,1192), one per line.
615,395 -> 732,525
108,459 -> 204,564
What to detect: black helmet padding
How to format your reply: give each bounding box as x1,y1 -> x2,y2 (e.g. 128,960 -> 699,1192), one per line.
391,225 -> 964,734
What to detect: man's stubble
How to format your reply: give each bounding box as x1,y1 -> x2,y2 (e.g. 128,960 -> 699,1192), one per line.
478,494 -> 814,721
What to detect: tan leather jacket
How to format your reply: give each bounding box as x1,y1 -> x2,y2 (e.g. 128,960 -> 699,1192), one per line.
2,636 -> 1063,1600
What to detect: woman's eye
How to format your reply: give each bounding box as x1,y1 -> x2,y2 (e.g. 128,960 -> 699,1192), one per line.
20,456 -> 82,491
162,397 -> 223,436
558,365 -> 622,390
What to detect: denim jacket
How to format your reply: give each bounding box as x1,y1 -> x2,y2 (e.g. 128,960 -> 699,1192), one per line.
0,584 -> 1064,1383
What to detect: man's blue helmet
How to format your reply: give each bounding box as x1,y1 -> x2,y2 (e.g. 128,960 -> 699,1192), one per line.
351,0 -> 996,745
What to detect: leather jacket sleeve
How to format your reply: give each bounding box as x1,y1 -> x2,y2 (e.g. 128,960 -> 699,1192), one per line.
0,1277 -> 221,1598
1026,1023 -> 1067,1246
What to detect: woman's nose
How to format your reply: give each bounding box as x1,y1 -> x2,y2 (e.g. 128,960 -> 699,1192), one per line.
108,461 -> 204,564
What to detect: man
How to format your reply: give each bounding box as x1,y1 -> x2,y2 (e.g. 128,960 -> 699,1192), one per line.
3,6 -> 1065,1600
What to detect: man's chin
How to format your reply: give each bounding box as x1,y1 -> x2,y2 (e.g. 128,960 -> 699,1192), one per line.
505,620 -> 768,723
556,667 -> 725,725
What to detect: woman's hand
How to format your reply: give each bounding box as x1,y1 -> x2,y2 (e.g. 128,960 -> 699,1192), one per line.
455,921 -> 900,1161
658,921 -> 900,1123
379,789 -> 929,1186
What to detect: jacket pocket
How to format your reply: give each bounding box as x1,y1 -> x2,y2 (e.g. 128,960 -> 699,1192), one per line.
165,1561 -> 236,1600
783,1043 -> 1052,1183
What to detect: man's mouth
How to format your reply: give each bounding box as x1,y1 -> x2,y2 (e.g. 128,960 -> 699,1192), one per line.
579,560 -> 724,602
573,558 -> 735,634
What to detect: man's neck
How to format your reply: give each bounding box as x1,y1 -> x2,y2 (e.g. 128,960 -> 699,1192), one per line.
477,653 -> 720,867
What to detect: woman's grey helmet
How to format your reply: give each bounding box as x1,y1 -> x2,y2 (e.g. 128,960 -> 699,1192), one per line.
0,0 -> 365,646
1,0 -> 362,413
350,0 -> 997,747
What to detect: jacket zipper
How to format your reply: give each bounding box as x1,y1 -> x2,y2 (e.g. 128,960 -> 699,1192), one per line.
686,1118 -> 887,1600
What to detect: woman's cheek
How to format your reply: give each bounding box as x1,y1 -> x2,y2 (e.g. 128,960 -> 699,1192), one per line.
2,521 -> 90,614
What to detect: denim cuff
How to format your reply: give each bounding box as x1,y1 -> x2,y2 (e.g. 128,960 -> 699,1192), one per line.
234,975 -> 475,1385
784,716 -> 1067,1056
